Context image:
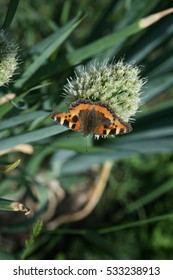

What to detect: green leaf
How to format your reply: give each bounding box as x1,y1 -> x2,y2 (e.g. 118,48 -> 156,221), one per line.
61,130 -> 173,174
14,15 -> 82,89
0,84 -> 49,118
31,21 -> 141,82
0,111 -> 47,130
142,74 -> 173,103
1,0 -> 20,30
126,178 -> 173,213
29,8 -> 173,83
0,125 -> 67,151
98,213 -> 173,234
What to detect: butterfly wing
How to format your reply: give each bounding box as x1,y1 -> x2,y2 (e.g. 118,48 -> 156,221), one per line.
50,110 -> 82,132
50,100 -> 133,136
96,115 -> 132,136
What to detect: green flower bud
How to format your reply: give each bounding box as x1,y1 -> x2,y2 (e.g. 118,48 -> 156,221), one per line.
64,60 -> 146,122
0,30 -> 18,87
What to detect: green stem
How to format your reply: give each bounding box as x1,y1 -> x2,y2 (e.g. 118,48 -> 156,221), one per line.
98,213 -> 173,234
1,0 -> 20,30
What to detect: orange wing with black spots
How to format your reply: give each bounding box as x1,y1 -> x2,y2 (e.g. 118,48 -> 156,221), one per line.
50,99 -> 132,137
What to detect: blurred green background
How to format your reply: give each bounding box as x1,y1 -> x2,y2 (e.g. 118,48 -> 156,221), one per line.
0,0 -> 173,260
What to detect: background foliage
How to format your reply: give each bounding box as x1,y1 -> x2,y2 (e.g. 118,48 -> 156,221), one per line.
0,0 -> 173,260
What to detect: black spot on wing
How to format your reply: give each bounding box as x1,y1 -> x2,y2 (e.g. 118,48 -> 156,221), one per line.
72,115 -> 79,123
71,124 -> 76,129
109,128 -> 117,134
103,129 -> 107,135
63,119 -> 69,127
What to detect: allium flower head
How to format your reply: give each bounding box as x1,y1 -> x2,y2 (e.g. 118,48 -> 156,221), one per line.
64,60 -> 145,122
0,30 -> 18,87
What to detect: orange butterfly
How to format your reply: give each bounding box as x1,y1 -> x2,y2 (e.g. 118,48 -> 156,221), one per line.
50,99 -> 132,139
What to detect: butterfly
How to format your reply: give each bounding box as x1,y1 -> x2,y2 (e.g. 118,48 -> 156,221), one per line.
50,99 -> 132,139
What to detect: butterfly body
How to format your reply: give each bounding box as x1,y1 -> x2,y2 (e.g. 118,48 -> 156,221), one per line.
50,99 -> 132,138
